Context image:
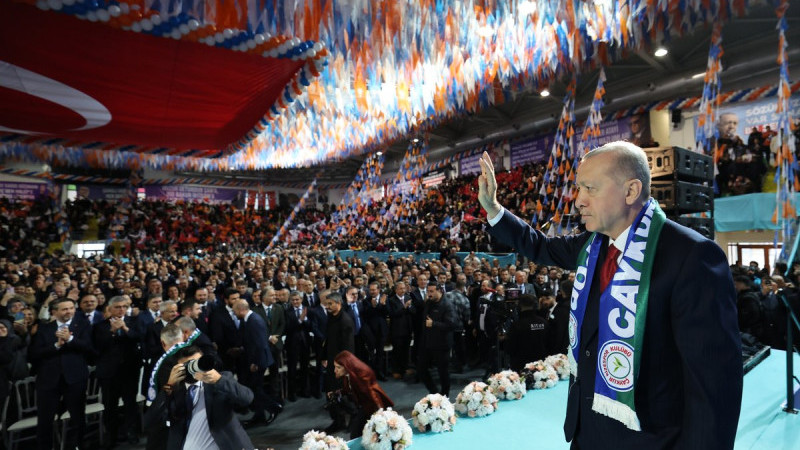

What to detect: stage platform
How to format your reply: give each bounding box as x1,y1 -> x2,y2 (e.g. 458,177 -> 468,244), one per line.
346,350 -> 800,450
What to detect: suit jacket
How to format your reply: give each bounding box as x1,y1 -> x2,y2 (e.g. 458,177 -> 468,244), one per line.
506,282 -> 535,296
28,317 -> 93,389
323,310 -> 354,363
147,371 -> 254,450
92,316 -> 142,380
242,312 -> 274,370
489,209 -> 742,450
76,309 -> 104,326
307,303 -> 328,342
386,294 -> 414,338
144,320 -> 167,362
209,306 -> 243,354
547,302 -> 570,356
362,295 -> 389,341
252,303 -> 285,351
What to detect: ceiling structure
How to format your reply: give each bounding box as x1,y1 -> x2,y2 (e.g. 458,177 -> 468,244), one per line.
0,1 -> 797,187
184,3 -> 800,185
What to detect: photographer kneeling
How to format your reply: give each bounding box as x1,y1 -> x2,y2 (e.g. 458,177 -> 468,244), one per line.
145,345 -> 255,450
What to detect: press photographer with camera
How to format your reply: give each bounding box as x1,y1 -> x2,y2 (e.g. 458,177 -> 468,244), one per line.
149,345 -> 256,450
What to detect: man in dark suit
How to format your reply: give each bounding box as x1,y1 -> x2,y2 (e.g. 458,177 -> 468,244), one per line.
362,281 -> 389,380
233,300 -> 282,428
344,286 -> 375,370
93,295 -> 143,448
148,346 -> 255,450
209,288 -> 245,373
284,290 -> 312,401
417,284 -> 455,396
307,289 -> 328,398
29,297 -> 93,450
508,270 -> 535,296
76,293 -> 104,326
386,281 -> 415,379
322,292 -> 354,391
477,143 -> 742,449
252,287 -> 286,401
408,275 -> 428,373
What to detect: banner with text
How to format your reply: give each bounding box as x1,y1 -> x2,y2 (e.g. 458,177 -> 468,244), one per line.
76,184 -> 129,201
0,181 -> 50,201
510,134 -> 554,168
144,185 -> 243,204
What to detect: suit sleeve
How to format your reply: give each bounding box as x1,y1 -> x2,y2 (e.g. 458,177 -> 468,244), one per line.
215,371 -> 254,408
670,239 -> 742,449
488,209 -> 589,270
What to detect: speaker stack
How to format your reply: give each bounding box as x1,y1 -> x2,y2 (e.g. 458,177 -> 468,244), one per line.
644,146 -> 715,239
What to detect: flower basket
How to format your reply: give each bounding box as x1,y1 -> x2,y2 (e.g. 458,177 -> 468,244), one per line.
299,430 -> 349,450
522,360 -> 559,390
453,381 -> 498,417
411,393 -> 457,433
545,354 -> 571,380
487,370 -> 526,400
361,407 -> 413,450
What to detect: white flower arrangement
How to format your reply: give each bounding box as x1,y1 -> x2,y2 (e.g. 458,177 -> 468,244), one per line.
545,353 -> 571,380
523,360 -> 559,390
411,393 -> 457,433
361,407 -> 413,450
487,370 -> 526,400
299,430 -> 349,450
453,381 -> 498,418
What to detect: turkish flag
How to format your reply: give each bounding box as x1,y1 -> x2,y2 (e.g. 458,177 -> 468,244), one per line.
0,1 -> 304,153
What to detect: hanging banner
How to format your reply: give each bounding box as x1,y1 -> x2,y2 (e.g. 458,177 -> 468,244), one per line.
0,181 -> 50,201
510,134 -> 554,168
76,184 -> 129,201
144,185 -> 243,204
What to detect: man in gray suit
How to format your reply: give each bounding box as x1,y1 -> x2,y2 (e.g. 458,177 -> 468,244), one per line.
252,287 -> 285,403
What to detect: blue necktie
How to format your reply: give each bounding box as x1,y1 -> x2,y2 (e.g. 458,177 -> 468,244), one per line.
353,304 -> 361,335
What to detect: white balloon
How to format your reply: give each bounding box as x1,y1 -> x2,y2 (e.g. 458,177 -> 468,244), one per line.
254,34 -> 265,45
119,2 -> 129,14
188,19 -> 200,31
131,22 -> 142,33
141,19 -> 153,31
314,42 -> 324,52
108,5 -> 121,17
179,24 -> 190,34
36,1 -> 49,11
215,33 -> 225,43
291,37 -> 301,46
223,28 -> 234,39
268,49 -> 278,57
151,14 -> 162,26
47,0 -> 62,11
97,9 -> 110,22
86,11 -> 98,22
247,39 -> 256,49
170,29 -> 181,39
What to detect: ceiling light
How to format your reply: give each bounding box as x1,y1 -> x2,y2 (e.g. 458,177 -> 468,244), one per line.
691,72 -> 705,79
540,89 -> 550,97
376,151 -> 383,156
412,138 -> 419,143
654,47 -> 668,57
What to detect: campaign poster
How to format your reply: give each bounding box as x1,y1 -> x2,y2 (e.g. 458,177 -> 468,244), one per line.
0,181 -> 50,201
144,185 -> 243,204
510,133 -> 553,168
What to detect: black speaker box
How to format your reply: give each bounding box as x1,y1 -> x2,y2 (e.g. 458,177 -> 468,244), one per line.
652,180 -> 713,213
645,146 -> 713,182
673,216 -> 715,240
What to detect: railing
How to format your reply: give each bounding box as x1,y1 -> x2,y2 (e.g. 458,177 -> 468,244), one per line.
777,290 -> 800,413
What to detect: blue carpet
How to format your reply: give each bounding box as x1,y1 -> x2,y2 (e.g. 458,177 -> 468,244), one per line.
346,351 -> 800,450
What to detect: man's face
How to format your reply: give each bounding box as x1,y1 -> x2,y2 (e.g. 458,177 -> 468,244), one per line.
426,285 -> 441,302
515,271 -> 526,284
195,288 -> 208,303
575,152 -> 633,238
346,289 -> 358,304
225,292 -> 240,307
417,275 -> 429,290
369,284 -> 380,298
147,297 -> 162,312
290,296 -> 303,309
186,303 -> 202,319
481,280 -> 492,293
630,115 -> 643,134
110,301 -> 127,319
325,299 -> 341,315
395,283 -> 406,297
162,304 -> 178,322
80,295 -> 98,313
53,300 -> 76,322
718,114 -> 739,139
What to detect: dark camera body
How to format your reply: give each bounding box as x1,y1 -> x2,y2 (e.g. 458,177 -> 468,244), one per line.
184,355 -> 216,378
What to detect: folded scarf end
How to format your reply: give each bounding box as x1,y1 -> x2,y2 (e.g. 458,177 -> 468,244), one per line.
592,394 -> 642,432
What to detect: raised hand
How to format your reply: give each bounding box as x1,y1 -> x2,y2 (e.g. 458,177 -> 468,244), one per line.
478,151 -> 501,219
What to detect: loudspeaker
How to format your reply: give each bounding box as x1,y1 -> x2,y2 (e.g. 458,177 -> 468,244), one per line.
671,109 -> 682,127
645,146 -> 713,182
673,217 -> 715,240
652,180 -> 713,213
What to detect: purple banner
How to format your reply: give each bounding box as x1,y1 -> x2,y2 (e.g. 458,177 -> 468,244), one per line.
77,184 -> 129,201
144,185 -> 244,204
459,152 -> 483,176
510,134 -> 553,168
596,117 -> 633,146
0,181 -> 50,201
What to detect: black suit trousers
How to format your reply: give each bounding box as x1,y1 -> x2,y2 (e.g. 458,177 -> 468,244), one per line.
37,377 -> 87,450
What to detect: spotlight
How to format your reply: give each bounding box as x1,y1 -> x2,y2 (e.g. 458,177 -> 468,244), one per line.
654,47 -> 668,57
376,151 -> 383,156
412,138 -> 420,143
540,89 -> 550,97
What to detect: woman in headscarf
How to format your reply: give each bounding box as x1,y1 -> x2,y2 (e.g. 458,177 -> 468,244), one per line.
325,350 -> 393,438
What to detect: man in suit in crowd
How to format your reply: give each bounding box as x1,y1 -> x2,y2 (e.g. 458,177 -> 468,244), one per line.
284,290 -> 312,401
307,287 -> 328,398
142,324 -> 184,450
408,275 -> 428,373
344,285 -> 374,369
362,281 -> 389,380
252,287 -> 286,401
387,281 -> 415,379
151,346 -> 255,450
193,287 -> 211,334
134,295 -> 162,341
29,297 -> 94,450
209,288 -> 245,373
417,284 -> 455,396
478,143 -> 741,449
322,292 -> 354,391
509,270 -> 535,296
233,300 -> 282,427
76,293 -> 104,326
174,316 -> 219,365
93,295 -> 143,448
532,272 -> 553,298
505,294 -> 548,372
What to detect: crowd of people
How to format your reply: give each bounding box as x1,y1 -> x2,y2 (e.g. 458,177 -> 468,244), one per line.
1,140 -> 799,449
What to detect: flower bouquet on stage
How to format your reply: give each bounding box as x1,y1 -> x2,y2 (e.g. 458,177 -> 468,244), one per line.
522,360 -> 559,390
300,430 -> 349,450
487,370 -> 526,400
545,353 -> 571,380
454,381 -> 498,417
361,407 -> 413,450
411,393 -> 457,433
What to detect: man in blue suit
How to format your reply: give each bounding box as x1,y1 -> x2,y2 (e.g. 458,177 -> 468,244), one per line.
76,293 -> 104,326
29,297 -> 94,450
233,299 -> 282,428
477,143 -> 742,449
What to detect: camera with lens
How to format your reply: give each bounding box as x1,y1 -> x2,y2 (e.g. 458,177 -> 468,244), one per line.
184,355 -> 216,378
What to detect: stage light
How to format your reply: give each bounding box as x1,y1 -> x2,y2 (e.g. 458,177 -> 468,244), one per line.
654,47 -> 668,57
540,89 -> 550,97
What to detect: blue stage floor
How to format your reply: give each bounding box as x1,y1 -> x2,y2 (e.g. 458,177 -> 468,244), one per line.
347,351 -> 800,450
